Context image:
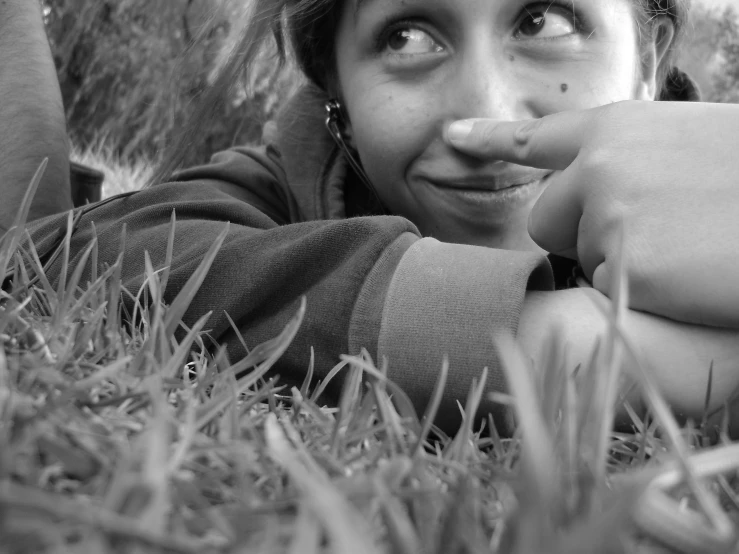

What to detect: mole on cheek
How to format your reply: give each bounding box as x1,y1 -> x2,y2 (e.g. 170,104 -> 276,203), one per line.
508,55 -> 515,62
561,83 -> 569,93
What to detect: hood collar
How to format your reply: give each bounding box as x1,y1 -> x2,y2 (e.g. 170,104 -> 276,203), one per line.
270,83 -> 348,222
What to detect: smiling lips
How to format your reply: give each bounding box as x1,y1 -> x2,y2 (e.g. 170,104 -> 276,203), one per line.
424,168 -> 552,192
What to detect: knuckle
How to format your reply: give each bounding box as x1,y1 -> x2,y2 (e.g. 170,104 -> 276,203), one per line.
511,119 -> 541,160
601,99 -> 632,121
597,100 -> 642,134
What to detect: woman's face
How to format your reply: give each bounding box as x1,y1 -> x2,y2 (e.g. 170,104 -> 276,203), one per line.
335,0 -> 657,251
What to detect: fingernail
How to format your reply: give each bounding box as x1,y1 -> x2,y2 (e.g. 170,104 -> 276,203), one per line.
446,120 -> 474,146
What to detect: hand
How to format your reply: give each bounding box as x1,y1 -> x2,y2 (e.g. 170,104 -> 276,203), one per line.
519,288 -> 739,423
446,100 -> 739,328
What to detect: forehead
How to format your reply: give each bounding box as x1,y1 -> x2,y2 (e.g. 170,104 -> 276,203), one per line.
352,0 -> 631,16
346,0 -> 639,37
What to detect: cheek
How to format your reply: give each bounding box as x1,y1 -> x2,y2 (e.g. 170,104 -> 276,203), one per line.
591,51 -> 640,101
549,55 -> 639,111
581,22 -> 642,102
348,87 -> 435,183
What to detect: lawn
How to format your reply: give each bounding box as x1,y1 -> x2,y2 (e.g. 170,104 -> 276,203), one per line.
1,158 -> 739,553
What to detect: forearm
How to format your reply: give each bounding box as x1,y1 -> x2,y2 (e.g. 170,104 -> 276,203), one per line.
0,0 -> 71,231
519,288 -> 739,421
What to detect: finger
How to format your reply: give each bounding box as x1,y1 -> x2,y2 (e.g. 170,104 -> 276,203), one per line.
527,166 -> 584,256
552,247 -> 578,261
591,262 -> 611,299
445,110 -> 591,169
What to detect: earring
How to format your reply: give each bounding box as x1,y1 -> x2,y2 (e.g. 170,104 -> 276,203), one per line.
325,99 -> 387,214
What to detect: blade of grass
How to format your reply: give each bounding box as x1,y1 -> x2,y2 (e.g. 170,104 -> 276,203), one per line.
73,356 -> 132,390
161,311 -> 212,379
55,236 -> 98,325
105,225 -> 126,342
375,477 -> 422,554
195,298 -> 306,428
592,306 -> 736,547
300,346 -> 315,399
164,223 -> 229,337
288,502 -> 322,554
0,480 -> 200,553
310,358 -> 351,403
593,223 -> 628,485
53,211 -> 75,313
447,367 -> 487,465
493,333 -> 559,510
265,413 -> 382,554
330,362 -> 364,458
159,209 -> 176,294
412,356 -> 448,459
0,158 -> 48,281
339,354 -> 421,433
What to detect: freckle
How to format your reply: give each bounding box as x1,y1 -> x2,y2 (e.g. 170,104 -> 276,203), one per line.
561,83 -> 569,93
508,55 -> 515,62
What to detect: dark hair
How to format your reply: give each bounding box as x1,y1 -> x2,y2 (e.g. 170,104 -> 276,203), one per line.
151,0 -> 691,185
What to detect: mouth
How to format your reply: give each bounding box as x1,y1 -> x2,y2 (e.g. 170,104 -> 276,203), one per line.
422,172 -> 551,213
428,177 -> 541,193
424,169 -> 552,192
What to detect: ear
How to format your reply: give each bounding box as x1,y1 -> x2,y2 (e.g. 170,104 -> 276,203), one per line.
338,102 -> 357,148
635,16 -> 676,101
335,99 -> 359,150
326,80 -> 358,149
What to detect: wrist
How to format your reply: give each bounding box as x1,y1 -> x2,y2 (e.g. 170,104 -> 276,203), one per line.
517,289 -> 739,426
518,288 -> 609,372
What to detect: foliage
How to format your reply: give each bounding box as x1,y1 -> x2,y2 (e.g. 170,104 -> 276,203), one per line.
678,4 -> 739,102
42,0 -> 297,166
71,142 -> 154,198
1,165 -> 739,553
711,7 -> 739,104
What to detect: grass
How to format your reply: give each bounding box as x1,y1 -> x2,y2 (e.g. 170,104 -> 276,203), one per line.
1,160 -> 739,553
71,143 -> 153,197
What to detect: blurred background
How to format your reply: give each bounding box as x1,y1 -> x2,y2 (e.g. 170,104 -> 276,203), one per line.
40,0 -> 739,191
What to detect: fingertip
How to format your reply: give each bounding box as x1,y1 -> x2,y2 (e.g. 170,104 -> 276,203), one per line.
591,263 -> 608,294
527,210 -> 538,241
445,120 -> 474,147
527,200 -> 544,242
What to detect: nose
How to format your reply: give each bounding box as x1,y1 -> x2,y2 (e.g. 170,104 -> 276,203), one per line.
446,43 -> 538,123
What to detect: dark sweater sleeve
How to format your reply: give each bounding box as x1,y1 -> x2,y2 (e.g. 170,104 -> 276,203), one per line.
26,148 -> 553,433
170,145 -> 300,225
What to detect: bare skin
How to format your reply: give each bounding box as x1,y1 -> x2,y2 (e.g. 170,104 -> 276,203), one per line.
518,288 -> 739,422
444,100 -> 739,421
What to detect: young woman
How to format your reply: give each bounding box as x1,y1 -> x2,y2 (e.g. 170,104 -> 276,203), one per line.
17,0 -> 739,433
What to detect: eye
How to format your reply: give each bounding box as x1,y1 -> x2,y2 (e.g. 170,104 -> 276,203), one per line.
514,4 -> 577,39
383,26 -> 444,56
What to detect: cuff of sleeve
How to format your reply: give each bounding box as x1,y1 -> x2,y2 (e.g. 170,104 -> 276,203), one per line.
376,237 -> 553,434
348,231 -> 419,358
